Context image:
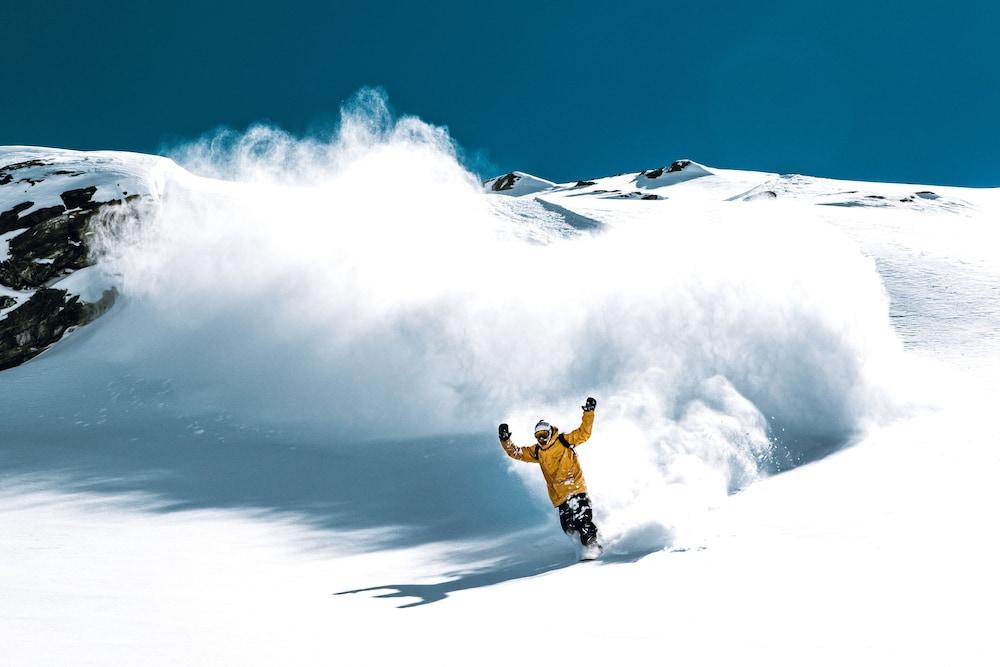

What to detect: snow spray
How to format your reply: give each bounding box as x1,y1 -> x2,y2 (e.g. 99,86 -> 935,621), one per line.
29,90 -> 905,550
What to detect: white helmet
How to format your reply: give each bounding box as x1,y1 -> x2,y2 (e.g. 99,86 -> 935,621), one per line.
534,420 -> 552,441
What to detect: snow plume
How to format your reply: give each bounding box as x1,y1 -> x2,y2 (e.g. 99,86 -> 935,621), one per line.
498,211 -> 903,551
80,89 -> 904,550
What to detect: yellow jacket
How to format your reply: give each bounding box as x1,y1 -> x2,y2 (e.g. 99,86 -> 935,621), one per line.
501,410 -> 595,507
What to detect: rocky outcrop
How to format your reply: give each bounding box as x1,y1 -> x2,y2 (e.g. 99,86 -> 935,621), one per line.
489,173 -> 519,192
1,202 -> 34,231
483,171 -> 557,196
666,159 -> 692,173
635,159 -> 712,190
60,186 -> 98,210
640,161 -> 693,181
0,159 -> 48,186
0,287 -> 116,371
0,208 -> 93,289
0,151 -> 149,372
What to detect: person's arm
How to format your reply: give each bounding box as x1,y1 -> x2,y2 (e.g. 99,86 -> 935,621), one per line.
563,398 -> 596,447
498,423 -> 538,463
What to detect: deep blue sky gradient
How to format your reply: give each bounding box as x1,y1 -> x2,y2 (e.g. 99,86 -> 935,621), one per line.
2,0 -> 998,185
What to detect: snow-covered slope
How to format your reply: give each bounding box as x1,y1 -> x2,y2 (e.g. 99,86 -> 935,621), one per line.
0,148 -> 166,369
2,124 -> 1000,666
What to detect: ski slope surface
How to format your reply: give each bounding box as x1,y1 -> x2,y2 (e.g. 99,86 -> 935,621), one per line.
2,102 -> 999,665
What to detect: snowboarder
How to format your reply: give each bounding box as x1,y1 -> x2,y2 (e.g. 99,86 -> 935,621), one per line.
498,397 -> 602,558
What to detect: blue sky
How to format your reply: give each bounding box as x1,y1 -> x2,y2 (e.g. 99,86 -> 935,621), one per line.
2,1 -> 998,185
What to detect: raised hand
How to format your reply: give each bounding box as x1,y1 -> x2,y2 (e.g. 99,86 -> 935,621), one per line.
582,397 -> 597,412
498,423 -> 511,441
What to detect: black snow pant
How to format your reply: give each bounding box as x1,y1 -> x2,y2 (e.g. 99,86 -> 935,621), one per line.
558,493 -> 599,546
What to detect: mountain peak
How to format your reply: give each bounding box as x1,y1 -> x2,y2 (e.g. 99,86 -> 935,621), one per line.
483,171 -> 556,196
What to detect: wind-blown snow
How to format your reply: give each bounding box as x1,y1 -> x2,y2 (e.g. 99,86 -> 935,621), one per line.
2,89 -> 999,665
3,91 -> 905,548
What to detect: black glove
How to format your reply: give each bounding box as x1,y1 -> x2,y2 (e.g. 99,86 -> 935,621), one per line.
582,397 -> 597,412
498,423 -> 511,441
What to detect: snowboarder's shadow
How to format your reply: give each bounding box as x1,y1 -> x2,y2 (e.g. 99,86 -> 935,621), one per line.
335,547 -> 658,608
336,553 -> 575,608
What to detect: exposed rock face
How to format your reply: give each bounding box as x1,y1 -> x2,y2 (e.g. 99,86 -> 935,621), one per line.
0,151 -> 150,372
0,287 -> 116,371
641,160 -> 694,180
0,159 -> 48,186
60,186 -> 98,210
666,159 -> 692,173
0,208 -> 93,289
19,204 -> 67,228
490,173 -> 519,192
483,171 -> 557,196
634,159 -> 712,190
1,202 -> 34,230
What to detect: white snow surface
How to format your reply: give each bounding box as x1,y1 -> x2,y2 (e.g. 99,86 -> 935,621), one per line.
0,146 -> 165,217
2,103 -> 1000,666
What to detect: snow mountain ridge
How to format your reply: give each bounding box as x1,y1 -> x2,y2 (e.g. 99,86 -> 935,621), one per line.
486,157 -> 981,210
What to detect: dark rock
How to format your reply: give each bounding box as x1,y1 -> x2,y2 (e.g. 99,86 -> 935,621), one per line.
666,159 -> 692,173
865,195 -> 886,200
0,295 -> 15,310
0,289 -> 82,370
15,205 -> 67,231
915,191 -> 940,200
60,186 -> 98,210
490,173 -> 519,192
0,286 -> 118,370
0,158 -> 49,173
641,193 -> 661,200
0,159 -> 51,186
574,180 -> 596,187
641,161 -> 693,179
0,202 -> 34,232
0,209 -> 93,289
